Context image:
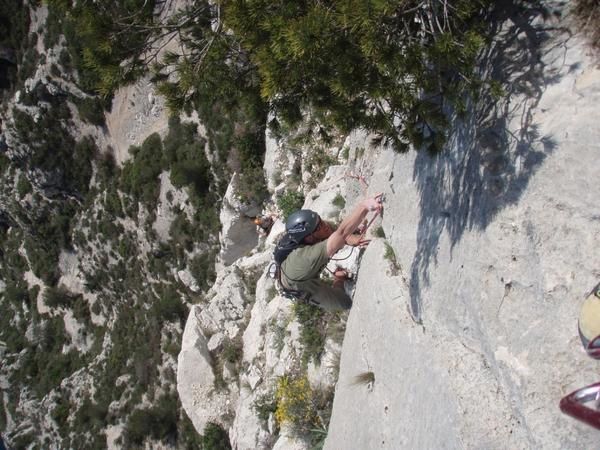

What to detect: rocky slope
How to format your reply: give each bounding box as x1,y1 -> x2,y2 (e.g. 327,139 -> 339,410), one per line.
0,3 -> 216,448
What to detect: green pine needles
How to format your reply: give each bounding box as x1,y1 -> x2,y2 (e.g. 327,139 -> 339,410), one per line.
223,0 -> 492,152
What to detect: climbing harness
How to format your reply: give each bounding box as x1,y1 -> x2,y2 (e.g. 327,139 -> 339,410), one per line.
268,261 -> 314,303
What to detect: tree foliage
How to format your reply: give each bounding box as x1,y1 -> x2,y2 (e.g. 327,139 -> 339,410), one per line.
48,0 -> 494,152
0,0 -> 30,92
573,0 -> 600,51
124,393 -> 179,446
48,0 -> 159,94
201,423 -> 231,450
221,0 -> 490,152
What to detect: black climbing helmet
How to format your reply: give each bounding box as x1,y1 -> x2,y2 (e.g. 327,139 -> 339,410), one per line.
285,209 -> 319,242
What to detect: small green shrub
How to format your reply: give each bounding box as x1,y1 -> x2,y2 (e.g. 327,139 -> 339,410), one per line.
3,282 -> 30,306
43,5 -> 63,49
253,392 -> 277,422
44,286 -> 79,308
11,104 -> 94,196
272,169 -> 283,186
221,337 -> 243,365
17,317 -> 85,398
120,134 -> 163,209
277,191 -> 305,219
331,193 -> 345,209
51,395 -> 70,429
25,239 -> 59,285
201,423 -> 231,450
190,251 -> 217,292
341,147 -> 350,160
124,393 -> 178,446
16,174 -> 32,198
374,226 -> 386,238
237,161 -> 269,204
266,285 -> 278,302
58,47 -> 73,71
274,375 -> 322,433
293,302 -> 326,365
241,268 -> 262,301
163,334 -> 181,358
0,304 -> 27,353
305,148 -> 336,188
384,242 -> 400,275
9,432 -> 35,449
19,46 -> 39,83
72,295 -> 91,326
384,242 -> 396,261
0,153 -> 9,174
74,96 -> 106,127
169,213 -> 194,251
152,285 -> 188,323
50,63 -> 61,77
269,318 -> 287,354
178,412 -> 204,449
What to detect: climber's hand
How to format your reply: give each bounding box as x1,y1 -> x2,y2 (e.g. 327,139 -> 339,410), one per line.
363,193 -> 384,212
334,268 -> 353,281
345,234 -> 370,248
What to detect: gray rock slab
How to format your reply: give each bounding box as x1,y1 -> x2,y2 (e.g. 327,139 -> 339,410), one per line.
326,17 -> 600,450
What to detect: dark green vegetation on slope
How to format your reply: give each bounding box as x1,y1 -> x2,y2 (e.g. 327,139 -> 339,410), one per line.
47,0 -> 270,204
0,7 -> 240,445
0,0 -> 31,93
0,93 -> 220,447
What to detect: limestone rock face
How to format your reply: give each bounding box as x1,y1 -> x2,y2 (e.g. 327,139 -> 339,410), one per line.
264,121 -> 297,193
324,21 -> 600,450
177,307 -> 229,433
177,268 -> 200,293
230,271 -> 305,450
230,385 -> 273,450
303,165 -> 348,222
178,249 -> 285,444
196,265 -> 249,340
219,173 -> 260,265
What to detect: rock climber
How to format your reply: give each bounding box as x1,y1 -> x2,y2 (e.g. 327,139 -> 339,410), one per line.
254,215 -> 275,236
275,193 -> 383,310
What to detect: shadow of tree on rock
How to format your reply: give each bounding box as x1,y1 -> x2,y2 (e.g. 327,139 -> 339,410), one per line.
408,1 -> 570,322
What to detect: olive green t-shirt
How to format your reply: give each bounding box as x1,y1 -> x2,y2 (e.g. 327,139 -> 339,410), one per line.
280,240 -> 329,290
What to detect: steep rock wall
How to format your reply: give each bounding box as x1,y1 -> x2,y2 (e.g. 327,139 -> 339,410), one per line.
325,12 -> 600,450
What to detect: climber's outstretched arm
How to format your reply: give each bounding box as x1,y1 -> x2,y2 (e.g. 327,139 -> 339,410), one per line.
326,193 -> 383,257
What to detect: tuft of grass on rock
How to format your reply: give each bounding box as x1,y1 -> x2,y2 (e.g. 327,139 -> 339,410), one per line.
352,371 -> 375,386
384,242 -> 400,275
374,226 -> 386,238
332,193 -> 346,209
